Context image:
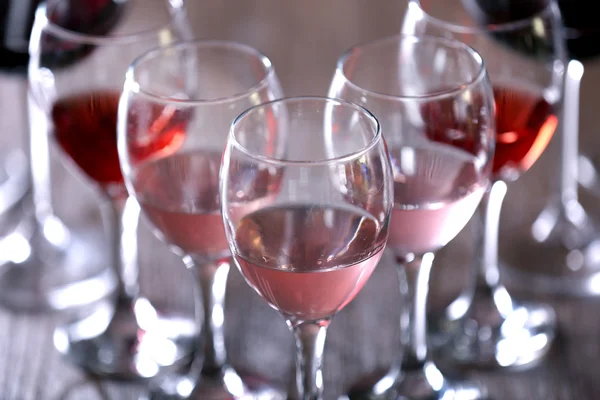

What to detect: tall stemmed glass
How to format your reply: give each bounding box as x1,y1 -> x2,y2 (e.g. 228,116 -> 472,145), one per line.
0,0 -> 128,314
467,0 -> 600,299
119,41 -> 285,399
403,0 -> 565,368
219,97 -> 392,400
26,0 -> 197,379
330,35 -> 495,399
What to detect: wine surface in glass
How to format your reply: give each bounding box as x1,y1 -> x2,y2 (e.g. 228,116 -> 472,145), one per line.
233,204 -> 386,321
133,150 -> 229,259
51,90 -> 187,185
388,144 -> 485,256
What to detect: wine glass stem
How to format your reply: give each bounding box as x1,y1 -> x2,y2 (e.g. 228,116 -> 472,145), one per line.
190,258 -> 230,375
27,87 -> 54,224
474,181 -> 509,308
398,253 -> 435,371
101,195 -> 140,300
560,59 -> 583,207
290,320 -> 329,400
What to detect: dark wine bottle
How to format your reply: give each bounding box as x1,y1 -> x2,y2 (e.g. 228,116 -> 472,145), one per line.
0,0 -> 125,73
557,0 -> 600,60
461,0 -> 557,61
463,0 -> 600,61
0,0 -> 42,73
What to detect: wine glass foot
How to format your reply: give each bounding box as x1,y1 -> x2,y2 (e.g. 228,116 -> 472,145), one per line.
440,299 -> 555,369
339,362 -> 487,400
0,149 -> 29,227
143,366 -> 286,400
499,197 -> 600,297
54,296 -> 198,380
0,219 -> 117,313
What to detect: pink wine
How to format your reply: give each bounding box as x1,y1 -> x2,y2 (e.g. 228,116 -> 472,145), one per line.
133,150 -> 229,259
133,149 -> 282,259
233,204 -> 387,321
388,143 -> 486,256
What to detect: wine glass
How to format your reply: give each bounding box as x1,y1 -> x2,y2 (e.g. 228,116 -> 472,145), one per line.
329,35 -> 495,399
0,0 -> 43,268
26,0 -> 197,379
219,96 -> 392,400
497,1 -> 600,297
118,40 -> 285,399
402,0 -> 564,369
0,0 -> 128,313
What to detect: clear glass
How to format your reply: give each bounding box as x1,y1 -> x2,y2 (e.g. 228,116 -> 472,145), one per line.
329,35 -> 495,399
25,0 -> 196,380
402,0 -> 564,370
119,40 -> 285,399
220,97 -> 393,400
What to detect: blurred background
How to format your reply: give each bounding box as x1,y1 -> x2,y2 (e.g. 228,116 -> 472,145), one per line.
0,0 -> 599,398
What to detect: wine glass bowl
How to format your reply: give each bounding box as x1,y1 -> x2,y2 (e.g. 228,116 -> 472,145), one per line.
221,97 -> 392,400
329,34 -> 495,400
403,0 -> 564,370
119,40 -> 285,399
25,0 -> 199,380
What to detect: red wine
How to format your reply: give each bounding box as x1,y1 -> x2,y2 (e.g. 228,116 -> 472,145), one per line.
422,83 -> 557,180
492,84 -> 557,178
51,90 -> 187,186
388,144 -> 485,256
234,204 -> 386,321
133,150 -> 282,259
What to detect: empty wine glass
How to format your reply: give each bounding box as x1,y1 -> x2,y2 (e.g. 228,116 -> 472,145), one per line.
402,0 -> 565,369
26,0 -> 198,379
329,35 -> 495,399
119,40 -> 285,399
220,97 -> 392,400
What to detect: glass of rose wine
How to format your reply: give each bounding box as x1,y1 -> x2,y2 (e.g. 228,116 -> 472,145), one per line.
118,40 -> 285,399
219,96 -> 393,400
402,0 -> 565,370
26,0 -> 198,380
329,35 -> 495,400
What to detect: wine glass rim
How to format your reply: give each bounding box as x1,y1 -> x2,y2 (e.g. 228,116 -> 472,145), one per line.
412,0 -> 558,33
336,34 -> 487,101
126,39 -> 276,106
229,96 -> 383,167
37,2 -> 175,46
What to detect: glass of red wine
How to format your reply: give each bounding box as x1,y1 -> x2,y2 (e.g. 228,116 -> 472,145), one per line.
25,0 -> 198,380
329,35 -> 495,400
119,41 -> 286,399
473,1 -> 600,297
402,0 -> 564,370
0,0 -> 129,313
217,96 -> 392,400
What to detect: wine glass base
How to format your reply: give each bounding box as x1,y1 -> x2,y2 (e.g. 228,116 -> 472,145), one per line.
339,362 -> 487,400
142,366 -> 286,400
439,298 -> 555,370
499,196 -> 600,297
0,149 -> 29,228
54,296 -> 198,380
0,220 -> 117,313
501,261 -> 600,297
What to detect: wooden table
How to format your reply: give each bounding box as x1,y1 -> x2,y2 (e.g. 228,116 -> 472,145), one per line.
1,1 -> 600,398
